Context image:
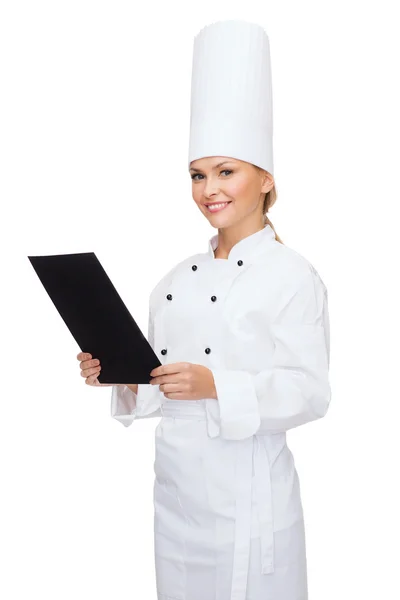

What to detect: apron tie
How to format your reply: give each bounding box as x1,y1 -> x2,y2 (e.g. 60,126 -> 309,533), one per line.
229,434 -> 274,600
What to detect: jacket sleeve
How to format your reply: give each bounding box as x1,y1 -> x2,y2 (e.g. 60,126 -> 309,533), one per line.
110,304 -> 163,427
206,267 -> 331,440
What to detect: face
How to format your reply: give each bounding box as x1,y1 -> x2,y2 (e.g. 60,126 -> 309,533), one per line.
189,156 -> 274,226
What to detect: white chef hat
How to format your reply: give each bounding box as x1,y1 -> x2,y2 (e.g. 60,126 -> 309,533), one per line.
188,19 -> 274,175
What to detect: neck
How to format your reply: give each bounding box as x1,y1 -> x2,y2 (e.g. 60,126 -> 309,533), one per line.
214,217 -> 265,258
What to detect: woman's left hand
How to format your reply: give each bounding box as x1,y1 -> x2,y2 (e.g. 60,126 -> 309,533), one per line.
149,362 -> 217,401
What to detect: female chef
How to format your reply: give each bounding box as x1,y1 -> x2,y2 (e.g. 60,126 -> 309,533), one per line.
77,19 -> 331,600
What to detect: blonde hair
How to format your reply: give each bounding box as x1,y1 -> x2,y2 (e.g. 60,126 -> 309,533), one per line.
256,166 -> 284,244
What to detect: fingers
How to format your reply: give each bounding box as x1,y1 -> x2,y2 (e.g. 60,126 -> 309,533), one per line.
77,352 -> 108,387
77,352 -> 92,361
76,351 -> 101,386
81,364 -> 101,379
159,382 -> 182,394
79,357 -> 100,370
85,372 -> 100,385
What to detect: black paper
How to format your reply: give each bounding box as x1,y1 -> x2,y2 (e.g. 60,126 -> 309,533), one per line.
28,252 -> 161,384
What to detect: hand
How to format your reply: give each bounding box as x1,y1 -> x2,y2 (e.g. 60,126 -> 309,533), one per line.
77,352 -> 114,387
149,362 -> 217,401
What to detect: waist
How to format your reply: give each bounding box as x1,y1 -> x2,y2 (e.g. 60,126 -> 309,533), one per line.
160,399 -> 208,419
159,400 -> 286,440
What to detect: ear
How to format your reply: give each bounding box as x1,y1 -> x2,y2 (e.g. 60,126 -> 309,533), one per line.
260,170 -> 274,194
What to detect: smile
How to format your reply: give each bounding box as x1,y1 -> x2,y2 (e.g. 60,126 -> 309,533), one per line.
206,202 -> 232,212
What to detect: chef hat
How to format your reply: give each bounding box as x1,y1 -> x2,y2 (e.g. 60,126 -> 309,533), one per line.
188,19 -> 274,175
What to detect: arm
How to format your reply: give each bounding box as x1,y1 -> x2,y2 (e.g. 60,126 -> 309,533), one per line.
206,267 -> 331,440
110,306 -> 163,427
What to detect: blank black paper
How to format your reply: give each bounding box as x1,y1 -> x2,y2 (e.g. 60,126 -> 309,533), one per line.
28,252 -> 161,384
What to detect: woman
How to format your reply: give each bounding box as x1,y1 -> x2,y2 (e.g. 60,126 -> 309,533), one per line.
77,20 -> 330,600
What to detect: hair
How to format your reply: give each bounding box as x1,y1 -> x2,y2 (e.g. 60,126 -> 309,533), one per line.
256,165 -> 284,244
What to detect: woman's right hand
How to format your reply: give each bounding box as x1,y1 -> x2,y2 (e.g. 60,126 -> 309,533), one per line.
77,352 -> 114,387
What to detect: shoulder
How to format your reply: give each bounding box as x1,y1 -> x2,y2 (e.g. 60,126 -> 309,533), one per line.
259,242 -> 329,322
258,241 -> 328,298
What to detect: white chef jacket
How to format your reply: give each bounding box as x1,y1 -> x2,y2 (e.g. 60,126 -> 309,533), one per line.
111,224 -> 331,600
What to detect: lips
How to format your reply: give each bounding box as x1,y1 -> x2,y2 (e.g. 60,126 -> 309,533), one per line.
205,201 -> 232,213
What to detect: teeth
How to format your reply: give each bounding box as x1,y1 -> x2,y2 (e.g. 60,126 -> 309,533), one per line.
207,202 -> 229,210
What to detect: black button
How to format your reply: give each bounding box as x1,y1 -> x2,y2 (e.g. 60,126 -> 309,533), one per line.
166,294 -> 172,300
205,348 -> 211,354
237,260 -> 243,266
161,349 -> 167,355
192,265 -> 197,271
211,295 -> 217,302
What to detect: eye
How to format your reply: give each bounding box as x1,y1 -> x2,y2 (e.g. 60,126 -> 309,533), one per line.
191,169 -> 233,181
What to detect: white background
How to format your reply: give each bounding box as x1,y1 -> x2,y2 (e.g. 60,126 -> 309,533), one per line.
1,0 -> 399,598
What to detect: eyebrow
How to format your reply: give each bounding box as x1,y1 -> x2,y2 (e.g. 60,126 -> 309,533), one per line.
189,161 -> 234,173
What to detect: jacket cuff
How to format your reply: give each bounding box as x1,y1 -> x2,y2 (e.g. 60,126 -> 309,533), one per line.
111,384 -> 162,427
208,369 -> 261,440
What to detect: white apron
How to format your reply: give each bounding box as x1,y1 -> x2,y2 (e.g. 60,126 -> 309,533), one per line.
111,224 -> 331,600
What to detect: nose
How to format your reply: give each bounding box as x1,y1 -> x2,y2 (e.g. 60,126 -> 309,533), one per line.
204,176 -> 220,198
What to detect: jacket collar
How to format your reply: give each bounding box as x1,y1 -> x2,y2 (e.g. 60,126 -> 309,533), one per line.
207,224 -> 276,262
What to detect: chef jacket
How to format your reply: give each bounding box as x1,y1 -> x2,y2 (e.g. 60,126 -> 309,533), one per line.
110,223 -> 331,600
111,223 -> 330,438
